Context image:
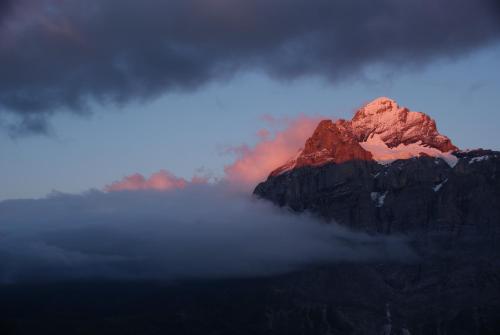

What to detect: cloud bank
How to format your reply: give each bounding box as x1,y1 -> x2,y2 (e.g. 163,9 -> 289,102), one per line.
0,183 -> 414,283
1,0 -> 499,134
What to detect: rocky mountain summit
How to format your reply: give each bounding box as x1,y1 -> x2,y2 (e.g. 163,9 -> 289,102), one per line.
270,97 -> 458,177
253,98 -> 500,335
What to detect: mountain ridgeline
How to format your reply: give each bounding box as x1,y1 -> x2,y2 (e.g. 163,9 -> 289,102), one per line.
255,97 -> 500,235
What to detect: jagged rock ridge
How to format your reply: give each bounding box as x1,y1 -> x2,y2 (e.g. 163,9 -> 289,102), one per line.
351,97 -> 456,152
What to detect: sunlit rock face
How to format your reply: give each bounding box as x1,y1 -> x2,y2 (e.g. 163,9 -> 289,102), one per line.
255,98 -> 500,234
269,97 -> 458,177
270,119 -> 372,177
351,97 -> 457,152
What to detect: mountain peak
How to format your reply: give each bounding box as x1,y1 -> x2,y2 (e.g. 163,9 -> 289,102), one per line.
355,97 -> 400,118
269,98 -> 459,177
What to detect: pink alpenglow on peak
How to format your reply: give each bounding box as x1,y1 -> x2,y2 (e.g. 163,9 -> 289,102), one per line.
104,115 -> 320,192
269,97 -> 459,177
351,97 -> 457,152
105,98 -> 459,189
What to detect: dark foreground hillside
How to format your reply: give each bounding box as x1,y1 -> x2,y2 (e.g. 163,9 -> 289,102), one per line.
1,231 -> 499,335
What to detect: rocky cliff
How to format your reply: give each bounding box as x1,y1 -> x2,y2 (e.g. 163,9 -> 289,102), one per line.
256,149 -> 500,235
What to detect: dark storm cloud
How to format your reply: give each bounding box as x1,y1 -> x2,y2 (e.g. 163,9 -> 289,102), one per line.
0,184 -> 413,283
0,0 -> 13,17
1,0 -> 500,134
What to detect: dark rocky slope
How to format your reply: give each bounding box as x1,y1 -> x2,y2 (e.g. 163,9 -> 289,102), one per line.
255,149 -> 500,235
253,152 -> 500,334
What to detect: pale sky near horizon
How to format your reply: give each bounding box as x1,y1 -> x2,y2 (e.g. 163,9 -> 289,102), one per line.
1,42 -> 500,201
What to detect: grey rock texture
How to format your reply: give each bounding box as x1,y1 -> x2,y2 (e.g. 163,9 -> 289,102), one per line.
255,150 -> 500,235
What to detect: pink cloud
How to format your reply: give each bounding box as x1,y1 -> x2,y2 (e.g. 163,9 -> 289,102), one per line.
106,170 -> 190,192
223,115 -> 322,186
106,115 -> 322,192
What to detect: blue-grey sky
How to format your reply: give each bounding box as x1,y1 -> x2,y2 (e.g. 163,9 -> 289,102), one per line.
1,0 -> 500,200
1,42 -> 499,200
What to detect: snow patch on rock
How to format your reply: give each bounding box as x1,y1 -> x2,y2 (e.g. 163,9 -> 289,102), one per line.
371,191 -> 388,207
469,155 -> 490,164
360,134 -> 458,168
433,179 -> 448,192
